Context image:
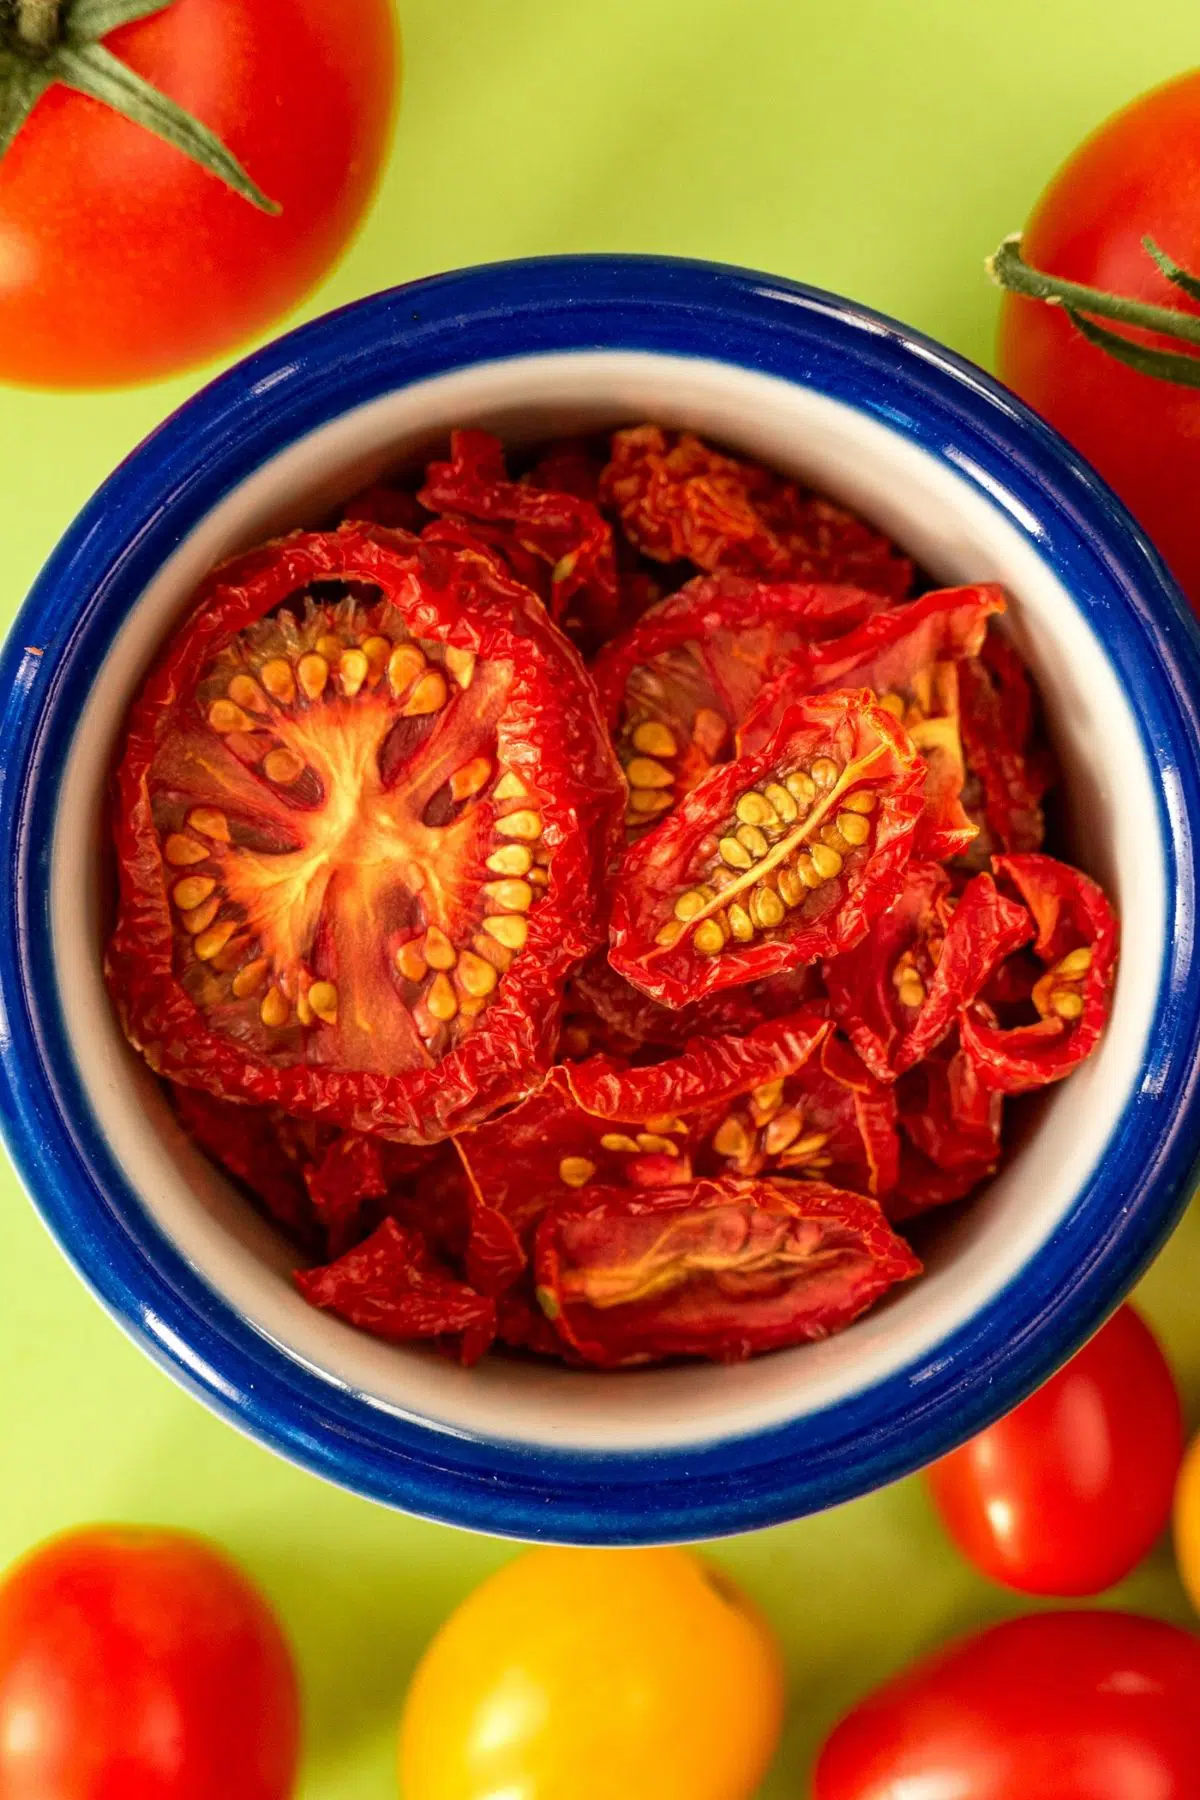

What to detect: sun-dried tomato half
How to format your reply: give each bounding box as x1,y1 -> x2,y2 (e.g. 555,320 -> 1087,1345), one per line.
741,586 -> 1007,862
106,525 -> 624,1139
824,864 -> 1033,1082
418,429 -> 621,640
295,1217 -> 496,1366
453,1010 -> 831,1293
609,691 -> 926,1008
599,426 -> 913,596
591,573 -> 895,839
960,853 -> 1117,1093
698,1031 -> 900,1201
534,1176 -> 921,1366
892,1037 -> 1005,1219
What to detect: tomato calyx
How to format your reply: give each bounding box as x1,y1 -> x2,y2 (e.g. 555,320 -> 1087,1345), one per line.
0,0 -> 277,211
988,232 -> 1200,388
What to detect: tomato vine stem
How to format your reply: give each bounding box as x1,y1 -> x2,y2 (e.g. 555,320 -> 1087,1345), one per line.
988,233 -> 1200,388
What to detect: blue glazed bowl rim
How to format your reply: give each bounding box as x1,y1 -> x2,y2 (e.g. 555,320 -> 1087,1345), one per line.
3,253 -> 1200,1544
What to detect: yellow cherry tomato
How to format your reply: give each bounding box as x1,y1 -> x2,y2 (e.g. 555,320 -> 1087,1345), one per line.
1173,1430 -> 1200,1613
398,1546 -> 785,1800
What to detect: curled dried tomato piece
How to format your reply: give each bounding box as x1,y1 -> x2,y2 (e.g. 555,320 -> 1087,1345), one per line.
957,644 -> 1050,861
592,573 -> 894,838
419,429 -> 620,639
534,1176 -> 921,1366
170,1086 -> 323,1249
565,951 -> 825,1057
609,691 -> 926,1007
454,1010 -> 831,1293
742,586 -> 1006,861
960,854 -> 1117,1093
698,1031 -> 900,1202
339,484 -> 427,533
295,1217 -> 496,1366
106,524 -> 624,1139
825,865 -> 1033,1081
600,426 -> 913,596
892,1037 -> 1005,1219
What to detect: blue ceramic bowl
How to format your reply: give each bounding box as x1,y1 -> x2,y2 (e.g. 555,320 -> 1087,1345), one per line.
3,256 -> 1200,1545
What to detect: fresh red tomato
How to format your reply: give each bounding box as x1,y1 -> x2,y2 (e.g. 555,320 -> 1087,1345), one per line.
814,1610 -> 1200,1800
925,1303 -> 1182,1595
997,70 -> 1200,610
0,1525 -> 299,1799
0,0 -> 397,389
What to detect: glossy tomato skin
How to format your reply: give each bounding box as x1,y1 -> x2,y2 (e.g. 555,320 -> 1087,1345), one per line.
398,1548 -> 785,1800
925,1303 -> 1182,1595
0,0 -> 397,389
1172,1430 -> 1200,1618
814,1611 -> 1200,1800
0,1525 -> 300,1800
997,70 -> 1200,610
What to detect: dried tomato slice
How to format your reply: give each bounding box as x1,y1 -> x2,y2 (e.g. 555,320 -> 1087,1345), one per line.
697,1031 -> 900,1202
608,691 -> 926,1007
591,573 -> 894,838
453,1010 -> 831,1293
534,1176 -> 921,1366
418,429 -> 620,639
599,426 -> 913,596
295,1217 -> 496,1366
960,854 -> 1118,1093
339,484 -> 427,533
824,864 -> 1033,1081
106,525 -> 624,1139
892,1037 -> 1005,1219
741,586 -> 1006,861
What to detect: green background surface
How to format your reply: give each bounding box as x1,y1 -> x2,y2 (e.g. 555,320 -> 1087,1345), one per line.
2,3 -> 1200,1793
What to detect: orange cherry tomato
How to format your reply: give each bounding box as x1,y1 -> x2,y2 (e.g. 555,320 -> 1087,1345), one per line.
925,1303 -> 1183,1595
397,1547 -> 785,1800
1172,1429 -> 1200,1616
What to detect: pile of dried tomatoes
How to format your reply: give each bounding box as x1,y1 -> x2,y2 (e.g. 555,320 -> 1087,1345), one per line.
106,424 -> 1118,1369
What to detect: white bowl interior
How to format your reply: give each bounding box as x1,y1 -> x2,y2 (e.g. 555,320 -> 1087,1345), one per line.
50,351 -> 1161,1452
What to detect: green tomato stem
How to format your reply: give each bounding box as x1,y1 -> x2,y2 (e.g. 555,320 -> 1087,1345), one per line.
16,0 -> 59,49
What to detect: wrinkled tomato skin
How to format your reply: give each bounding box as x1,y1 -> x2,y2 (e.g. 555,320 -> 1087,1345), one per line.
0,0 -> 397,389
106,524 -> 624,1140
997,71 -> 1200,611
813,1610 -> 1200,1800
0,1526 -> 300,1800
925,1305 -> 1182,1596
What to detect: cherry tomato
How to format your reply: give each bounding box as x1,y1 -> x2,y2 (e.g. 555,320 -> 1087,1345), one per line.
106,524 -> 624,1140
997,70 -> 1200,610
0,0 -> 396,389
925,1304 -> 1182,1595
398,1547 -> 785,1800
815,1610 -> 1200,1800
0,1525 -> 299,1800
1171,1429 -> 1200,1617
